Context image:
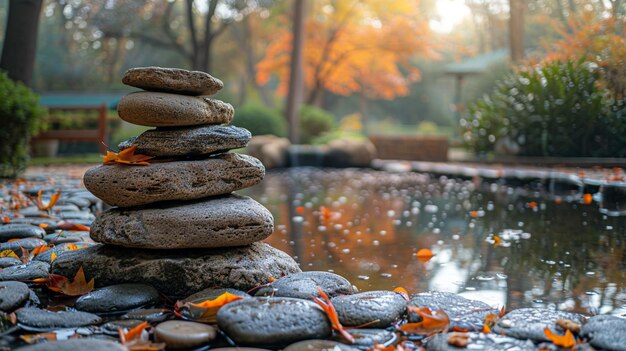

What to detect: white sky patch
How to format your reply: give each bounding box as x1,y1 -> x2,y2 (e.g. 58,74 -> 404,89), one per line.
429,0 -> 471,33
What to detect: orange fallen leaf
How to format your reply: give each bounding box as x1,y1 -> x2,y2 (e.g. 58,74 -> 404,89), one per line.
35,190 -> 60,211
103,145 -> 154,166
56,221 -> 90,231
582,193 -> 593,205
529,201 -> 537,209
2,216 -> 9,224
46,266 -> 94,296
313,287 -> 354,343
50,252 -> 57,262
492,234 -> 502,248
320,206 -> 332,224
19,332 -> 57,344
175,292 -> 243,323
400,306 -> 450,336
470,210 -> 479,218
31,245 -> 50,256
415,248 -> 434,263
544,328 -> 575,348
296,206 -> 305,214
119,321 -> 149,344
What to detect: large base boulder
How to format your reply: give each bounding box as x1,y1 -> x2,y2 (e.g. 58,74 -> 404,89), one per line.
51,243 -> 301,298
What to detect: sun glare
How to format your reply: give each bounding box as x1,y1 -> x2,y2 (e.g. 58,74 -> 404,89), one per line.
430,0 -> 470,33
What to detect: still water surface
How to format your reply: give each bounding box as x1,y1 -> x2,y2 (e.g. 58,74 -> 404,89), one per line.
241,168 -> 625,315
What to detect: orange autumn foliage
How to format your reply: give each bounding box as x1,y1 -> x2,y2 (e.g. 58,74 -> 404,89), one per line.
176,292 -> 244,323
34,190 -> 60,211
103,145 -> 154,166
313,287 -> 354,343
256,0 -> 438,103
544,328 -> 576,349
44,266 -> 94,296
399,306 -> 450,335
415,248 -> 434,263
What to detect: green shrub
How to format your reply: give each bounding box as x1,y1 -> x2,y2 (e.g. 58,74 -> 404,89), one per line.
235,103 -> 286,137
299,105 -> 335,144
462,60 -> 626,157
0,72 -> 47,178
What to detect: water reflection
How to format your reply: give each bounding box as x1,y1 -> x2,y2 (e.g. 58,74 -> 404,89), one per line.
240,168 -> 625,315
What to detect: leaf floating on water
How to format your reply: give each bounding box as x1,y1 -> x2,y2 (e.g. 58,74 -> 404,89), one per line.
544,328 -> 576,348
45,266 -> 94,296
399,306 -> 450,336
103,145 -> 154,166
415,248 -> 434,263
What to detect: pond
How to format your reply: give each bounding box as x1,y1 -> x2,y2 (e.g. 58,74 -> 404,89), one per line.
241,168 -> 626,316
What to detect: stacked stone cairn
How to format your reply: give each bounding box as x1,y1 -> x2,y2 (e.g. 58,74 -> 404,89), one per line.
52,67 -> 300,298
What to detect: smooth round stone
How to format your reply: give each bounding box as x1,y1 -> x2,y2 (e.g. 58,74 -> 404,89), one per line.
0,257 -> 21,268
491,308 -> 585,342
83,153 -> 264,207
284,339 -> 360,351
155,320 -> 216,350
118,125 -> 251,157
256,271 -> 356,299
0,224 -> 45,241
332,290 -> 406,328
0,281 -> 31,312
16,307 -> 102,331
408,291 -> 499,331
121,308 -> 173,323
580,315 -> 626,351
58,211 -> 94,221
90,194 -> 273,249
0,238 -> 46,253
102,319 -> 144,335
34,242 -> 95,264
118,92 -> 233,127
0,261 -> 49,281
122,67 -> 223,95
75,283 -> 160,315
217,297 -> 331,347
43,231 -> 91,244
331,329 -> 397,350
15,339 -> 126,351
426,332 -> 536,351
59,196 -> 93,209
51,242 -> 301,298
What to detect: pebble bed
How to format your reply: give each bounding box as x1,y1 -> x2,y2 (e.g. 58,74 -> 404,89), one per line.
0,174 -> 624,350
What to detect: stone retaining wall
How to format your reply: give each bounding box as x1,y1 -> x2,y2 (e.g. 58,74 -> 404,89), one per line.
369,135 -> 449,161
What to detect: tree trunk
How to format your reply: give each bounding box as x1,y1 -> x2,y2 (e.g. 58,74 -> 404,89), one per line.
509,0 -> 525,63
285,0 -> 306,144
0,0 -> 43,87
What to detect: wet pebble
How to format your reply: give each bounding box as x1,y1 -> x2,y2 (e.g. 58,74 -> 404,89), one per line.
332,328 -> 397,350
217,297 -> 331,347
0,257 -> 22,268
16,307 -> 102,331
121,308 -> 173,323
178,287 -> 250,323
0,238 -> 46,253
75,283 -> 160,315
0,261 -> 49,281
42,231 -> 91,244
580,314 -> 626,351
0,281 -> 31,312
491,308 -> 585,342
408,291 -> 499,330
332,290 -> 406,328
284,339 -> 360,351
426,332 -> 536,350
101,319 -> 145,335
255,271 -> 355,299
15,338 -> 126,351
155,320 -> 216,349
34,242 -> 95,263
0,224 -> 45,241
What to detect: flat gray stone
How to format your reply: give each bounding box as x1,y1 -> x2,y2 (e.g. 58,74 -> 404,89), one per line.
284,340 -> 360,351
0,224 -> 45,241
217,297 -> 331,347
83,153 -> 264,207
491,308 -> 585,342
15,339 -> 126,351
332,290 -> 406,328
122,66 -> 223,95
0,281 -> 31,312
256,271 -> 355,299
580,315 -> 626,351
0,238 -> 46,253
90,194 -> 273,249
51,242 -> 301,298
118,92 -> 233,127
34,242 -> 95,263
0,257 -> 21,268
408,291 -> 499,331
75,283 -> 160,315
118,125 -> 251,157
426,332 -> 536,351
0,261 -> 49,281
121,308 -> 173,323
42,231 -> 91,244
16,307 -> 102,331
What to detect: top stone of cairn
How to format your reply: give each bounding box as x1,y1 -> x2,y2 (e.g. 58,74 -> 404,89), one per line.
122,67 -> 223,96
